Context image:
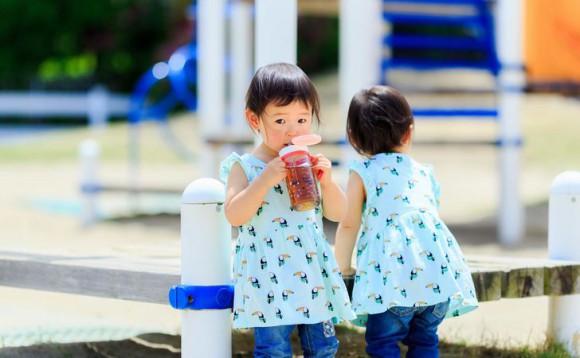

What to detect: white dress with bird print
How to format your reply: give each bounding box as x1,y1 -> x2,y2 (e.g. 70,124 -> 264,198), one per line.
220,153 -> 356,329
349,153 -> 478,327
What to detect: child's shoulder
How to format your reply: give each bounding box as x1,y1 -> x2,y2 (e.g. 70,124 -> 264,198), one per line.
220,152 -> 268,182
220,152 -> 250,181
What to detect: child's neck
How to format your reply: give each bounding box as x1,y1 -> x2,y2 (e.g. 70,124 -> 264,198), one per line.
251,143 -> 279,163
394,142 -> 411,154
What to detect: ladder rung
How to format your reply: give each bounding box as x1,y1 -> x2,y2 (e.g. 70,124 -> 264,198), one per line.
412,108 -> 498,118
385,35 -> 489,50
382,58 -> 499,73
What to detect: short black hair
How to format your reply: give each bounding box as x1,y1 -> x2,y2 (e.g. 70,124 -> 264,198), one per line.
245,63 -> 321,125
346,85 -> 414,156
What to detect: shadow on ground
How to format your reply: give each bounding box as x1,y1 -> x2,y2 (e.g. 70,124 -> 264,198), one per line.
0,328 -> 562,358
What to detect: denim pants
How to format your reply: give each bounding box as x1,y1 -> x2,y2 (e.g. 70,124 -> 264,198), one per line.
253,321 -> 338,357
365,300 -> 449,358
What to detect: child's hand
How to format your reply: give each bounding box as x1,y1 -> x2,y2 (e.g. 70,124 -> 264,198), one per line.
310,153 -> 332,186
261,157 -> 287,187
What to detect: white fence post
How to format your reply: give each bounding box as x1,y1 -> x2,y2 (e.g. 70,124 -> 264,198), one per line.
87,85 -> 108,130
548,171 -> 580,356
79,139 -> 100,227
179,178 -> 232,357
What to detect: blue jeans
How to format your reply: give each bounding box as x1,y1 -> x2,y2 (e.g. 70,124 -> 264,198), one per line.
365,301 -> 449,358
254,321 -> 338,357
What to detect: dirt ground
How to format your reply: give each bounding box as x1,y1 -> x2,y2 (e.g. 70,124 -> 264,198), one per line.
0,72 -> 578,356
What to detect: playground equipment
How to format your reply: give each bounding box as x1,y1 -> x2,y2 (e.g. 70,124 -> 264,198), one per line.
525,1 -> 580,87
79,0 -> 261,224
128,4 -> 198,164
129,1 -> 254,177
380,0 -> 499,122
128,44 -> 198,165
169,178 -> 232,357
340,0 -> 525,246
129,0 -> 525,245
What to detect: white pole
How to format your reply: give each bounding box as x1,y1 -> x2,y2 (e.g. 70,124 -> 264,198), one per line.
79,139 -> 100,227
229,0 -> 253,137
338,0 -> 382,170
548,171 -> 580,357
180,178 -> 232,358
198,0 -> 227,137
495,0 -> 525,245
198,0 -> 227,177
495,0 -> 525,246
339,0 -> 382,119
255,0 -> 297,68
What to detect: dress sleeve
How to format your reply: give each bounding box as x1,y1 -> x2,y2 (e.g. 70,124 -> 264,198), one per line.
219,152 -> 249,184
425,164 -> 441,209
348,160 -> 370,186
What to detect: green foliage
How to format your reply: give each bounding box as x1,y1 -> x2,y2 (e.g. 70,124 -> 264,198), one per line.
297,16 -> 339,75
0,1 -> 338,93
0,0 -> 192,91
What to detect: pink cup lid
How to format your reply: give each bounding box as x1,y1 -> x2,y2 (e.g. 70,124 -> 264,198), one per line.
291,134 -> 322,146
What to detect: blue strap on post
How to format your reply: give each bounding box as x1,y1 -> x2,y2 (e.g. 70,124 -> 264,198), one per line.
168,285 -> 234,310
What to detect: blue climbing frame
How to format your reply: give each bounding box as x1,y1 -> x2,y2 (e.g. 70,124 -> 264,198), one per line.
381,0 -> 499,120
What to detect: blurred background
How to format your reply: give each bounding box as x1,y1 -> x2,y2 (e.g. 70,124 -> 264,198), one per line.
1,0 -> 579,355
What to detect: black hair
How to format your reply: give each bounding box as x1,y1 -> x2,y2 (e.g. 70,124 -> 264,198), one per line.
346,85 -> 414,156
245,63 -> 321,125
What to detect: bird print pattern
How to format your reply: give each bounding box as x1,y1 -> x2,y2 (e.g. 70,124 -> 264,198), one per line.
348,153 -> 478,327
220,153 -> 356,328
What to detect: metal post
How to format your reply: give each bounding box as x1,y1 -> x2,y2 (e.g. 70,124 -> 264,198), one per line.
180,178 -> 232,357
548,171 -> 580,357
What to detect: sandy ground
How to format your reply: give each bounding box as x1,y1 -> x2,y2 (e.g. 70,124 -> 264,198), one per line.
0,72 -> 579,353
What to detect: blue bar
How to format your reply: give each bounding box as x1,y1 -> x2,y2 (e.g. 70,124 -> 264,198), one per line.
413,108 -> 498,118
383,13 -> 481,24
382,58 -> 498,73
385,35 -> 486,50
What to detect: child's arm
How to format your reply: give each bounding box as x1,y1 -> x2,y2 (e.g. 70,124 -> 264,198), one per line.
335,171 -> 365,275
224,158 -> 287,226
311,153 -> 346,222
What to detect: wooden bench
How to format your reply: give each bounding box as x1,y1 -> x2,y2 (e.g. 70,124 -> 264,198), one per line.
1,250 -> 578,305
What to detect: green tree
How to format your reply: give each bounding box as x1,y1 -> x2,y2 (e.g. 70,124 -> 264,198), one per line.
0,0 -> 192,92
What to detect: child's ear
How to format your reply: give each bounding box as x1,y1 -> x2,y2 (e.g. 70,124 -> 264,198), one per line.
246,109 -> 260,131
402,125 -> 414,145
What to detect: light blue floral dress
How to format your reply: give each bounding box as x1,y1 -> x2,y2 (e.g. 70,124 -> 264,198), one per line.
220,153 -> 356,329
349,153 -> 478,327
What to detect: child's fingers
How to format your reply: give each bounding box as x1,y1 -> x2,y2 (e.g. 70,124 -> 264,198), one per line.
309,154 -> 319,165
